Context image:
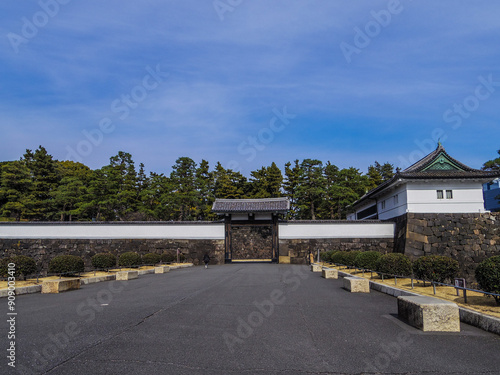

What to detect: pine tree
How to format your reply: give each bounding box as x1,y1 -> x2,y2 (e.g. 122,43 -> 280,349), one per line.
0,161 -> 32,221
483,150 -> 500,171
195,160 -> 216,220
169,157 -> 198,221
54,161 -> 92,221
23,146 -> 60,220
283,160 -> 301,219
296,159 -> 325,220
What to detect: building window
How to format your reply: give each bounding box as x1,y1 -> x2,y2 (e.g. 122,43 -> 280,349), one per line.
394,195 -> 399,204
381,200 -> 386,209
446,190 -> 453,199
437,190 -> 444,199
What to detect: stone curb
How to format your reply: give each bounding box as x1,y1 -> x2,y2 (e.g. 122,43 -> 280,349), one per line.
0,263 -> 194,298
0,285 -> 43,297
330,267 -> 500,336
80,275 -> 116,285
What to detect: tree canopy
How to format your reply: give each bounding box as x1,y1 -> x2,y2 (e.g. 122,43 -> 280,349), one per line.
0,146 -> 401,221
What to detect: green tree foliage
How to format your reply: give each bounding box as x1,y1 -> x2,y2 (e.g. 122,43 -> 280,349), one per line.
0,161 -> 32,220
0,146 -> 409,222
168,157 -> 198,221
23,146 -> 61,220
296,159 -> 325,220
482,150 -> 500,171
475,255 -> 500,305
283,160 -> 301,219
249,162 -> 283,198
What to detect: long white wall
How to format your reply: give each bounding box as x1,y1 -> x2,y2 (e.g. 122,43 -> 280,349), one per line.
279,222 -> 395,239
0,221 -> 395,240
0,223 -> 225,240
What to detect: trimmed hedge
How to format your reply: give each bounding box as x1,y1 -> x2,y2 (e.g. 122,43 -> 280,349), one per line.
375,253 -> 412,278
91,253 -> 116,270
161,253 -> 176,263
118,252 -> 142,267
354,251 -> 382,270
475,255 -> 500,305
343,251 -> 361,267
413,255 -> 459,283
0,255 -> 37,279
142,253 -> 161,265
331,251 -> 348,265
49,255 -> 85,275
321,250 -> 336,263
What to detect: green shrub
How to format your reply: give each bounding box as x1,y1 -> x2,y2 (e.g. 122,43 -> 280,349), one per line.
49,255 -> 85,275
343,251 -> 361,267
142,253 -> 161,265
118,252 -> 142,267
0,258 -> 9,277
331,251 -> 348,265
354,251 -> 382,270
320,250 -> 336,263
413,255 -> 459,283
91,253 -> 116,270
375,253 -> 412,278
161,252 -> 176,263
475,255 -> 500,305
0,256 -> 37,279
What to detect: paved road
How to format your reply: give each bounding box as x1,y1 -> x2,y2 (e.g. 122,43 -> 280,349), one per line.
2,264 -> 500,374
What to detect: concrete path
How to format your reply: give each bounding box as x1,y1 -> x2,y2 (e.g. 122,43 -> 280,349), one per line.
4,264 -> 500,374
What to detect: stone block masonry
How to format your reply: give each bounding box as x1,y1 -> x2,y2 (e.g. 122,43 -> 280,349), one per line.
0,238 -> 224,275
280,237 -> 394,265
393,212 -> 500,284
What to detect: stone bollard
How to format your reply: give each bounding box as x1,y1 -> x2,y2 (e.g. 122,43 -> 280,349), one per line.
116,270 -> 139,281
322,268 -> 338,279
310,264 -> 322,272
155,266 -> 171,274
42,278 -> 81,294
397,295 -> 460,332
343,277 -> 370,293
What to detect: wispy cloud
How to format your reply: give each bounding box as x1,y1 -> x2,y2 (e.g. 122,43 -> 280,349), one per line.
0,0 -> 499,173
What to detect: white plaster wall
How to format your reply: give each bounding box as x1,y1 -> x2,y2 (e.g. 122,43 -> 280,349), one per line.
406,181 -> 486,213
0,224 -> 225,240
378,185 -> 409,220
279,222 -> 395,239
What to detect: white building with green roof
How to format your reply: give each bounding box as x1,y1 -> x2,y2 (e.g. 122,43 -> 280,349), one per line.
348,145 -> 500,221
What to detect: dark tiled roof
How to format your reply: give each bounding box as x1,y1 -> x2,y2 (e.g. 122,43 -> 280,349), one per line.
212,198 -> 290,213
351,145 -> 500,208
402,144 -> 476,173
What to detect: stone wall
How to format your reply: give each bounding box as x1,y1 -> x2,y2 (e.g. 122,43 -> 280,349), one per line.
0,238 -> 225,274
279,237 -> 394,264
393,212 -> 500,284
231,225 -> 273,260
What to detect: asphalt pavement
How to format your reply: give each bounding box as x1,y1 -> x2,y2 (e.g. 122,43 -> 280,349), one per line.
2,264 -> 499,375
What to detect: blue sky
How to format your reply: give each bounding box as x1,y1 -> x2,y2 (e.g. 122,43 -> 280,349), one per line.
1,0 -> 499,176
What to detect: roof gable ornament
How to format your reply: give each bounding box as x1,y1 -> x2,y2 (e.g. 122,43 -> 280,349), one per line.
423,153 -> 463,172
